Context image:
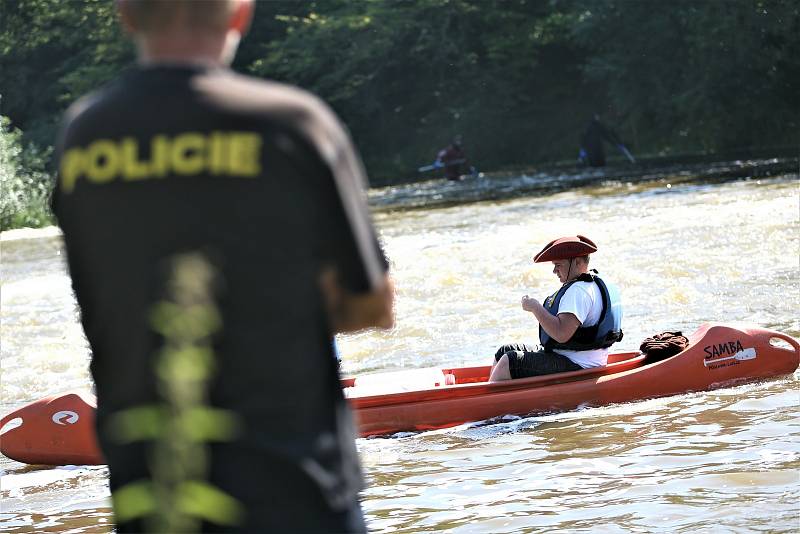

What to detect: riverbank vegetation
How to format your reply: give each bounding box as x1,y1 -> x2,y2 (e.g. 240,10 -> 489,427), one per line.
0,117 -> 53,229
2,0 -> 798,230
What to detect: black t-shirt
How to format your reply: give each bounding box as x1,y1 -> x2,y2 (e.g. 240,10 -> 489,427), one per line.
53,65 -> 387,514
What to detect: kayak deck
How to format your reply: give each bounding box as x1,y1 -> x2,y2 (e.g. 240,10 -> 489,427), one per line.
342,351 -> 645,409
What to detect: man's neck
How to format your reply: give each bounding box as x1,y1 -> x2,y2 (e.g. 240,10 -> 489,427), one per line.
566,268 -> 590,283
136,31 -> 235,68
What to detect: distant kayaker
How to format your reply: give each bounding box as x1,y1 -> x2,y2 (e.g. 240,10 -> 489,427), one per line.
578,114 -> 635,167
52,1 -> 394,532
435,135 -> 469,180
489,235 -> 623,381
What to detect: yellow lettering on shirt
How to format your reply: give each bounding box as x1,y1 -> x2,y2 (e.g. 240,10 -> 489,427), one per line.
86,140 -> 120,184
150,135 -> 170,178
59,131 -> 263,193
228,133 -> 262,176
121,137 -> 149,181
60,148 -> 85,194
209,132 -> 227,175
171,133 -> 205,175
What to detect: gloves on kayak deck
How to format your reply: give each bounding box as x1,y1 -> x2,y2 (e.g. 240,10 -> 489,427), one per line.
640,331 -> 689,362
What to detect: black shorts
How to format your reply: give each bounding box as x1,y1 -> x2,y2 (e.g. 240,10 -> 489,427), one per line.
494,343 -> 582,378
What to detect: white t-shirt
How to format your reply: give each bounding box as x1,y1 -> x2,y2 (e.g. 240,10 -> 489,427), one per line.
550,281 -> 609,368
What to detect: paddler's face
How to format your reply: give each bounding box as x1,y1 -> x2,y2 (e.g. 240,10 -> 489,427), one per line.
552,259 -> 571,284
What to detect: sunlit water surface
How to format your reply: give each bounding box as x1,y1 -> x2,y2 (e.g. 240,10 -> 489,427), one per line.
2,172 -> 798,532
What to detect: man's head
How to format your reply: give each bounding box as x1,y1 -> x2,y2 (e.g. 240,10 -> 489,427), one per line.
117,0 -> 254,66
550,255 -> 589,284
533,235 -> 597,284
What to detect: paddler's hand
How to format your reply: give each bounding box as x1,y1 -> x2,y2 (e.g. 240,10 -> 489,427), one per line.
521,295 -> 539,313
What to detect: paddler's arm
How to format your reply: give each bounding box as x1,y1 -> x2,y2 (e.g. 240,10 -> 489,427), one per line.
521,295 -> 581,343
320,267 -> 395,334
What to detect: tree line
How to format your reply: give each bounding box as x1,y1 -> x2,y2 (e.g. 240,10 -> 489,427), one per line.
1,0 -> 798,219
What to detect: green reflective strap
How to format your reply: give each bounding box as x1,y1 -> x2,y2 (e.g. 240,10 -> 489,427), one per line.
177,480 -> 245,526
112,481 -> 156,523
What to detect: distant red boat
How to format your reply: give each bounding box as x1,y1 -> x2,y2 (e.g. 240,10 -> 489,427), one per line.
2,323 -> 797,466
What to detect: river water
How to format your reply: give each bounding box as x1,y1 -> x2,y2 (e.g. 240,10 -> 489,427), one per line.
1,166 -> 799,532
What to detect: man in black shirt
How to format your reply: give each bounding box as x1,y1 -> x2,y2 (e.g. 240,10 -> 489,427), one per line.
578,114 -> 634,167
52,1 -> 394,531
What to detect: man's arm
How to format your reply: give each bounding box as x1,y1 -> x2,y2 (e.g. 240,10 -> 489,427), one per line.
521,296 -> 580,343
600,123 -> 623,146
320,267 -> 394,333
298,91 -> 395,332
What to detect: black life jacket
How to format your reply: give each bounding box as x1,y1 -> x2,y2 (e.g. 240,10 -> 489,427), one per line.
539,270 -> 623,351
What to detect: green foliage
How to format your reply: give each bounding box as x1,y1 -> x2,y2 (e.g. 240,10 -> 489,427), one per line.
1,0 -> 798,218
572,0 -> 800,154
0,0 -> 133,146
250,0 -> 590,178
0,116 -> 53,230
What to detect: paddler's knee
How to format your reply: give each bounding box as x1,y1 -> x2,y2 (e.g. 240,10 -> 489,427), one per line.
489,354 -> 512,382
494,343 -> 528,361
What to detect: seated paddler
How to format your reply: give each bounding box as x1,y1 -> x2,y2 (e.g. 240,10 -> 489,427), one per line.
489,235 -> 623,382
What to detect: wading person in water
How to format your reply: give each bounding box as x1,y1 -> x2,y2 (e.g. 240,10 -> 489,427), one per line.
578,114 -> 634,167
489,235 -> 623,382
52,0 -> 394,531
435,135 -> 469,181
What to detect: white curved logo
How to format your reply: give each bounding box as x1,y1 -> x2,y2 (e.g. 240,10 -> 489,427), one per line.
52,410 -> 80,425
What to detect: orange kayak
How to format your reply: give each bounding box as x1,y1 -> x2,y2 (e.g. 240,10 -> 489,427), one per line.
2,323 -> 798,466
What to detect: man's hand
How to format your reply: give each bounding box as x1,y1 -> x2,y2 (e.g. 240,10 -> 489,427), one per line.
521,295 -> 539,313
319,267 -> 395,334
521,294 -> 580,343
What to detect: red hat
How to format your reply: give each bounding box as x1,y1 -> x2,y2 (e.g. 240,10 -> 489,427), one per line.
533,235 -> 597,263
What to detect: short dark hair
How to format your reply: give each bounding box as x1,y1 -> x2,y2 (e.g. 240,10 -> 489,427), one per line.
122,0 -> 235,34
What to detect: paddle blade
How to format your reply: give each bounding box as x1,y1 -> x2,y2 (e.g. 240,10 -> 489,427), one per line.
619,145 -> 636,164
0,391 -> 104,465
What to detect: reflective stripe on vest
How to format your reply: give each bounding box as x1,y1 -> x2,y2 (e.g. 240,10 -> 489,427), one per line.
538,271 -> 623,351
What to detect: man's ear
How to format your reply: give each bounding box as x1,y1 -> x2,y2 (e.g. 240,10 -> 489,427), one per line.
229,0 -> 254,35
115,0 -> 138,35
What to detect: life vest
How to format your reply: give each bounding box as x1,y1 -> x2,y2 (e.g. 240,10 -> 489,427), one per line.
539,270 -> 623,351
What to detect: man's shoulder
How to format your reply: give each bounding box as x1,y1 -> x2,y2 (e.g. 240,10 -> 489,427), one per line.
60,69 -> 351,165
198,71 -> 350,159
562,280 -> 600,303
58,76 -> 137,148
203,71 -> 311,104
64,69 -> 337,129
567,280 -> 595,294
198,72 -> 338,127
61,77 -> 126,130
